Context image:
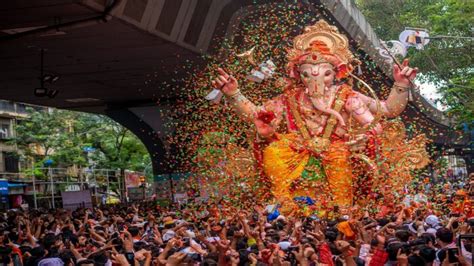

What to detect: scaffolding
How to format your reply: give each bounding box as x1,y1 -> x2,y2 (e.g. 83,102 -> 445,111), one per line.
0,168 -> 139,209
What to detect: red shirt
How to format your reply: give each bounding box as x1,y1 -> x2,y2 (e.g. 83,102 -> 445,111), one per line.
369,248 -> 388,266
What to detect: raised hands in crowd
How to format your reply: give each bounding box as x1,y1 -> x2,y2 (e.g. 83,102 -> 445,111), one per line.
0,200 -> 472,266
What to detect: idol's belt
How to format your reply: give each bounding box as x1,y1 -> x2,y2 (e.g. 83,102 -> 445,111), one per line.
305,136 -> 331,154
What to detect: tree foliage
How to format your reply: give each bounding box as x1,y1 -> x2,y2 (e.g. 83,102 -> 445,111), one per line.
11,108 -> 150,172
356,0 -> 473,125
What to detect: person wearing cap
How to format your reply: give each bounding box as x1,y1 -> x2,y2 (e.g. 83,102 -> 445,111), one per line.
425,215 -> 442,231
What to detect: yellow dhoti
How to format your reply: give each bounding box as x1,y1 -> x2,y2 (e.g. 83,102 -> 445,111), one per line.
262,133 -> 353,210
322,139 -> 353,207
262,134 -> 310,203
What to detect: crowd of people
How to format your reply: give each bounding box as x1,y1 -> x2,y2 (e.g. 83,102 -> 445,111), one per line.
0,178 -> 472,266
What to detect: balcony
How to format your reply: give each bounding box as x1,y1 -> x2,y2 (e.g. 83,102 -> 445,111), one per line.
0,100 -> 29,118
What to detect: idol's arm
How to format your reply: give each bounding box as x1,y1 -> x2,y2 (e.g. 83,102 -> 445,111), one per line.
211,67 -> 257,121
345,94 -> 383,134
225,90 -> 258,121
356,83 -> 409,119
211,68 -> 279,139
381,83 -> 410,118
227,90 -> 282,140
358,60 -> 417,118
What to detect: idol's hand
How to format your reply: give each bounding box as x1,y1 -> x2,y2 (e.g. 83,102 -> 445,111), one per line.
393,59 -> 418,87
345,134 -> 368,153
211,68 -> 238,96
253,110 -> 276,138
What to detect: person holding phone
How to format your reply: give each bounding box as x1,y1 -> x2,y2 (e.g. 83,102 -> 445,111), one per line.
434,228 -> 457,266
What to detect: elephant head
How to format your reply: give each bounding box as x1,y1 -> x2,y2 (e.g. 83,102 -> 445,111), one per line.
299,62 -> 346,127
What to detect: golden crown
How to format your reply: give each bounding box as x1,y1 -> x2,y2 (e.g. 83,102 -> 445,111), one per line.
299,53 -> 334,66
288,20 -> 354,64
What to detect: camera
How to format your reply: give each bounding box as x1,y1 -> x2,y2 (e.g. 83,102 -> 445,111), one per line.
287,246 -> 300,252
183,237 -> 191,247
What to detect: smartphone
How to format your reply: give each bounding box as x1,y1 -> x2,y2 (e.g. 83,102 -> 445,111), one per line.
457,234 -> 474,260
183,237 -> 191,247
125,252 -> 135,264
287,246 -> 300,252
447,248 -> 459,263
286,246 -> 298,264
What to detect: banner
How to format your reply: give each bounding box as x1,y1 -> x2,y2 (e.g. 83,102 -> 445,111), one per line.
61,190 -> 92,210
128,187 -> 145,201
125,171 -> 141,188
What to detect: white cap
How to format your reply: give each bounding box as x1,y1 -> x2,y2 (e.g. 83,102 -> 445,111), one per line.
278,241 -> 291,251
425,215 -> 440,227
162,230 -> 176,241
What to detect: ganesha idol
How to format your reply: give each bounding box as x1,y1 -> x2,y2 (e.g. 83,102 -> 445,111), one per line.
211,20 -> 429,212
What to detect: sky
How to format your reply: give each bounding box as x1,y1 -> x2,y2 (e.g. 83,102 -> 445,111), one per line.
416,79 -> 446,111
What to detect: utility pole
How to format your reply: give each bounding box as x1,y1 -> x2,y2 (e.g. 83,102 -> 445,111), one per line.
49,166 -> 55,209
32,165 -> 37,209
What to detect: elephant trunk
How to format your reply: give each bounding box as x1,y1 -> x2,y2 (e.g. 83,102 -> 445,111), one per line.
310,79 -> 346,127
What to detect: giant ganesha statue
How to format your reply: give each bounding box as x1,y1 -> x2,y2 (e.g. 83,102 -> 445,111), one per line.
211,20 -> 429,213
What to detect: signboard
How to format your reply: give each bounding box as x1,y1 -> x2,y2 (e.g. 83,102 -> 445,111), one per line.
128,187 -> 145,201
65,185 -> 81,192
61,190 -> 92,210
125,171 -> 141,188
8,186 -> 24,195
174,193 -> 187,203
399,28 -> 430,50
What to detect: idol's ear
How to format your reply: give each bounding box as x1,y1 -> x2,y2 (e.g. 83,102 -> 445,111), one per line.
287,62 -> 299,79
335,63 -> 349,79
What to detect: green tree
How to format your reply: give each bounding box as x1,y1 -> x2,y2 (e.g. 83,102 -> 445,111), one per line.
11,108 -> 150,173
12,108 -> 83,162
356,0 -> 473,125
86,116 -> 151,172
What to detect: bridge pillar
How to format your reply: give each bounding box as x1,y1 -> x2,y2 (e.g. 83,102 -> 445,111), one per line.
105,107 -> 169,176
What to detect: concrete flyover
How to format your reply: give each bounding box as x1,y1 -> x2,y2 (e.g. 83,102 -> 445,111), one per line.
0,0 -> 470,176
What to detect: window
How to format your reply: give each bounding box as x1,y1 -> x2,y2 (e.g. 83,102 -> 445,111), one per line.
4,152 -> 19,173
0,124 -> 9,139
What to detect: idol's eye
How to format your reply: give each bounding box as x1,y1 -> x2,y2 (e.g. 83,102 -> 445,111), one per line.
324,70 -> 332,76
302,72 -> 310,78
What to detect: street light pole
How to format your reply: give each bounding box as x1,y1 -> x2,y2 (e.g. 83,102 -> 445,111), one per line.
49,167 -> 55,209
32,165 -> 37,209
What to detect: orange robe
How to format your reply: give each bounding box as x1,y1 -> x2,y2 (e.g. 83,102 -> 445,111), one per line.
259,85 -> 355,210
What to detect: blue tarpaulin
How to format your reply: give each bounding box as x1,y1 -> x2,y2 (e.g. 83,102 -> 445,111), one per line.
293,196 -> 315,205
0,180 -> 8,196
